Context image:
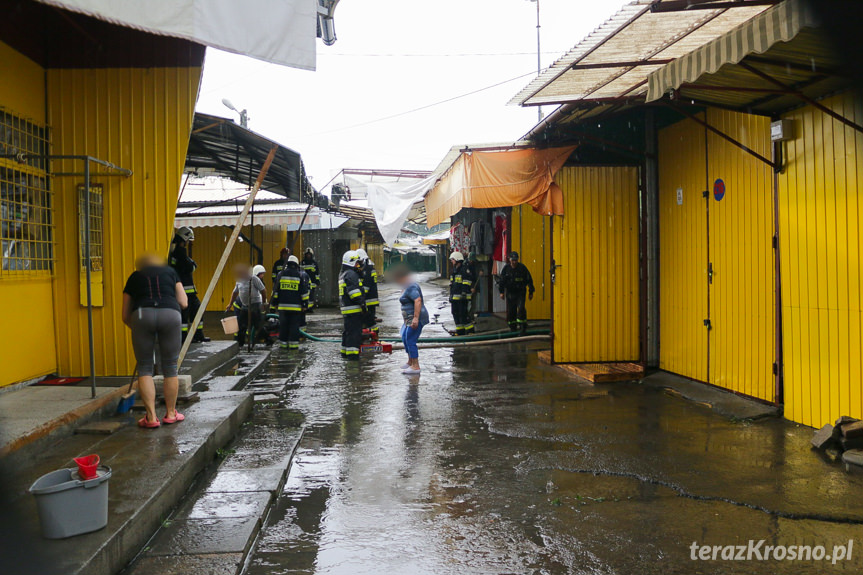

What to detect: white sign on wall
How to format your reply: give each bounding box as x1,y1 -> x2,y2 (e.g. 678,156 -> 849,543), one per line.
676,187 -> 683,206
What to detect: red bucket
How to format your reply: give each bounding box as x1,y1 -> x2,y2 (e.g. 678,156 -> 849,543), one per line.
73,454 -> 100,480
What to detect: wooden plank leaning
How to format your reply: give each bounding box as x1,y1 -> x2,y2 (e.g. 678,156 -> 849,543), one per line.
177,145 -> 279,367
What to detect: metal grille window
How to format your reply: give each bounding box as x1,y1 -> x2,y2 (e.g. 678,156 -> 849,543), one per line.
78,184 -> 103,273
0,111 -> 52,275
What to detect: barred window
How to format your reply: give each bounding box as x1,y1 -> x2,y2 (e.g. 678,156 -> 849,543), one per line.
78,184 -> 103,272
0,110 -> 52,276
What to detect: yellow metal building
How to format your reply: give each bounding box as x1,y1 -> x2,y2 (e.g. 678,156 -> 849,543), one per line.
658,109 -> 776,403
1,6 -> 203,386
551,167 -> 640,363
778,92 -> 863,427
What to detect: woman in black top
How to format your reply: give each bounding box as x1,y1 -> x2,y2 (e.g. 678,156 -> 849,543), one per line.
122,253 -> 188,428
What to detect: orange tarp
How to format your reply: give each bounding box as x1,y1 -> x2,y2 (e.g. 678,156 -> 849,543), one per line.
425,146 -> 576,227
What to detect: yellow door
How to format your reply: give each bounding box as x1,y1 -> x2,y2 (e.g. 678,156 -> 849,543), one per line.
706,110 -> 775,402
552,167 -> 640,363
659,117 -> 709,382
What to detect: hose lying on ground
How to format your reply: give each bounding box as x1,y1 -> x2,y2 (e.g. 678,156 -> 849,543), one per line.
299,328 -> 550,344
392,334 -> 549,350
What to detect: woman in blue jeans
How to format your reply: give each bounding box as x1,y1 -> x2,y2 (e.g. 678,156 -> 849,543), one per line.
394,265 -> 429,375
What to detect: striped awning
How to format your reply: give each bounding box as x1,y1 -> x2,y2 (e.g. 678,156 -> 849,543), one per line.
646,0 -> 818,102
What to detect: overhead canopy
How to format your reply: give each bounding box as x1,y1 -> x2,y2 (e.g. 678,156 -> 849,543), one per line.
646,0 -> 850,115
509,0 -> 772,108
33,0 -> 317,70
424,146 -> 577,228
186,113 -> 313,202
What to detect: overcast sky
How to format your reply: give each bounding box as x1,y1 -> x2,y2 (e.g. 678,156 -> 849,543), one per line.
195,0 -> 627,192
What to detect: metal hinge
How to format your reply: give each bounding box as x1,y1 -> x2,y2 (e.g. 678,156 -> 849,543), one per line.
772,234 -> 778,249
702,190 -> 709,199
772,362 -> 778,375
703,319 -> 712,329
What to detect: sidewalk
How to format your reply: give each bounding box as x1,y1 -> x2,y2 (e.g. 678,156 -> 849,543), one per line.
0,341 -> 238,461
0,340 -> 266,575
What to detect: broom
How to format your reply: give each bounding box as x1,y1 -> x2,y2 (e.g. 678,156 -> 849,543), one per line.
116,366 -> 138,414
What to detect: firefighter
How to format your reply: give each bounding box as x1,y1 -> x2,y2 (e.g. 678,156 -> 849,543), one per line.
356,248 -> 379,335
498,251 -> 534,334
272,255 -> 309,350
272,247 -> 291,283
301,248 -> 319,311
170,226 -> 208,343
338,250 -> 365,360
449,251 -> 473,336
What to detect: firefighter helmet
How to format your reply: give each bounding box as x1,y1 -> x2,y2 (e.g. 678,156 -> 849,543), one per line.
356,248 -> 369,262
176,226 -> 195,242
252,264 -> 266,277
288,255 -> 299,265
342,250 -> 359,266
449,251 -> 465,262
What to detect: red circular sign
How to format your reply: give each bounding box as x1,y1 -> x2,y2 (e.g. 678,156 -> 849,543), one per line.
713,178 -> 726,201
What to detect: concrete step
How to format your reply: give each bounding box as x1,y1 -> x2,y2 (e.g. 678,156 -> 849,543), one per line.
124,414 -> 305,575
2,390 -> 253,575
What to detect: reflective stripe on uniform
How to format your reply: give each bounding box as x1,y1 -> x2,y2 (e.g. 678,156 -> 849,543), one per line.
184,285 -> 196,294
344,347 -> 359,355
278,304 -> 303,311
451,295 -> 464,300
365,299 -> 380,306
341,305 -> 363,314
348,288 -> 362,298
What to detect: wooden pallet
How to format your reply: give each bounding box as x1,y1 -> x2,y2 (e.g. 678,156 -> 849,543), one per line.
536,352 -> 644,383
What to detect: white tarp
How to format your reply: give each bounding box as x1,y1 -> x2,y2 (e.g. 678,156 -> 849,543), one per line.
36,0 -> 317,70
366,176 -> 438,246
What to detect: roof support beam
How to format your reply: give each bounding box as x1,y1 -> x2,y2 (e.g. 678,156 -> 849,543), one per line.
737,61 -> 863,134
570,59 -> 673,70
650,0 -> 780,13
662,101 -> 777,168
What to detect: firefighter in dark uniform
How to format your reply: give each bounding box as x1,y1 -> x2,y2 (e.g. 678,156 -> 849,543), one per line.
356,248 -> 379,335
338,250 -> 365,360
170,226 -> 207,343
301,248 -> 319,311
449,251 -> 474,336
271,247 -> 291,284
498,251 -> 534,334
272,255 -> 309,350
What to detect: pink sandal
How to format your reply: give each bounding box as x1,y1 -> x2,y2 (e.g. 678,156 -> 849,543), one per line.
162,411 -> 185,424
138,416 -> 161,429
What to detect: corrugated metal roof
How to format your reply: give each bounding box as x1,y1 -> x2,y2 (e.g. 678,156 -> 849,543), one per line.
185,112 -> 314,202
646,0 -> 849,115
509,0 -> 772,108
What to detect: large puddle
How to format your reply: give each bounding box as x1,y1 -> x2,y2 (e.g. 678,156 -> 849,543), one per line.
242,281 -> 863,575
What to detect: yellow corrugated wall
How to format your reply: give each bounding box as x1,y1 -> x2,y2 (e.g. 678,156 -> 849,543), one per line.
512,205 -> 551,319
189,225 -> 288,311
705,109 -> 775,402
779,92 -> 863,427
658,110 -> 774,402
552,166 -> 639,363
48,66 -> 202,377
658,115 -> 709,382
365,242 -> 385,275
0,42 -> 58,386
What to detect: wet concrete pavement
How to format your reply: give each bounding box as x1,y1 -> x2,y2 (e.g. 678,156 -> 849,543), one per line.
236,275 -> 863,574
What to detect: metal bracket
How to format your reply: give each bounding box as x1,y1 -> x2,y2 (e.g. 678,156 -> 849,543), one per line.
703,318 -> 712,329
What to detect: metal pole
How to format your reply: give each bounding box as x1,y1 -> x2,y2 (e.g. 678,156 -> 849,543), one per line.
535,0 -> 543,124
84,158 -> 97,399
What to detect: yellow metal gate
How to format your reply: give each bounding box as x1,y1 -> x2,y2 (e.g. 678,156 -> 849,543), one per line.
659,110 -> 775,402
552,166 -> 640,363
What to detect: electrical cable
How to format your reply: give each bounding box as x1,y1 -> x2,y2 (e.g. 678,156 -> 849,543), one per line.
301,70 -> 540,137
